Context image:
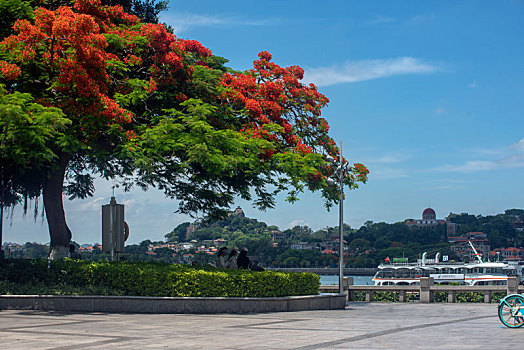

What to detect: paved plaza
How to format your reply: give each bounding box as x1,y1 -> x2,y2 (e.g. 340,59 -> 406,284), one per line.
1,302 -> 524,349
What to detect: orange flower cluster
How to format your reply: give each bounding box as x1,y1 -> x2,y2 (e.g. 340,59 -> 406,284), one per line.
220,51 -> 368,190
0,0 -> 213,143
220,51 -> 330,157
73,0 -> 140,28
352,163 -> 369,182
2,5 -> 121,123
0,61 -> 21,80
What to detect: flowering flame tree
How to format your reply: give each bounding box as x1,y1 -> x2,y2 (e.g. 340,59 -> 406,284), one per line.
0,0 -> 368,258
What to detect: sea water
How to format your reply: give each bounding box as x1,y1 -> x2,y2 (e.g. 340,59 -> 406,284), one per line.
320,275 -> 373,285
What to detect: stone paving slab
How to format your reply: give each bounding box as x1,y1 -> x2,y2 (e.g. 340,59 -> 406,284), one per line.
1,303 -> 524,349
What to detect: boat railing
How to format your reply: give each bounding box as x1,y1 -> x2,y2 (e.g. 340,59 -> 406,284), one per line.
319,277 -> 524,303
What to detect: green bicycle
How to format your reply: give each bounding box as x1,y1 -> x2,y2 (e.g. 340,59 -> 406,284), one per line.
498,294 -> 524,328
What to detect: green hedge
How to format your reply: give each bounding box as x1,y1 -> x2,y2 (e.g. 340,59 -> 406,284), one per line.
0,259 -> 320,297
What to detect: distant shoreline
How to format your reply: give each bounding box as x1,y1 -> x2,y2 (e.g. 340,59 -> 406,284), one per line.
268,267 -> 377,276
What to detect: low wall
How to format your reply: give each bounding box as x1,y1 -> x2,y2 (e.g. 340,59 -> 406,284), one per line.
320,277 -> 524,303
0,294 -> 346,314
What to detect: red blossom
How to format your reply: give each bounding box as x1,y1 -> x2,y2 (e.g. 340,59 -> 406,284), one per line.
176,93 -> 188,102
218,51 -> 333,158
0,61 -> 21,80
125,130 -> 137,140
258,51 -> 272,61
245,99 -> 263,118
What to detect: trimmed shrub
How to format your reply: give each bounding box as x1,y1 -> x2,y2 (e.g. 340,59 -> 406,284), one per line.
0,259 -> 320,297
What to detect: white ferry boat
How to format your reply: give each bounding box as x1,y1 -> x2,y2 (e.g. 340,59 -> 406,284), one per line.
373,243 -> 518,286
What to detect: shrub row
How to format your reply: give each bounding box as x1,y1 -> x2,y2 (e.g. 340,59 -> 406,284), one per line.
0,259 -> 320,297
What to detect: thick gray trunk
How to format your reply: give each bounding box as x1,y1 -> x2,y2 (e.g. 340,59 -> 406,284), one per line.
43,153 -> 71,260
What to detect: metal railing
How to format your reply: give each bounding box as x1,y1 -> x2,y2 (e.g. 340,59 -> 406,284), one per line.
319,277 -> 524,303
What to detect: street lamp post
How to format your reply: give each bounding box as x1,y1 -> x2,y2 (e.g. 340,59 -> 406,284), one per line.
327,141 -> 349,295
337,143 -> 344,294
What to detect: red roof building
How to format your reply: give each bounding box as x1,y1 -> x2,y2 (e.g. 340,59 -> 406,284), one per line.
491,247 -> 524,260
450,232 -> 490,261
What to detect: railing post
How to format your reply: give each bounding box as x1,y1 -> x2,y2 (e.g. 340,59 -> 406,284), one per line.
399,290 -> 407,302
365,290 -> 373,302
484,291 -> 492,303
448,290 -> 456,303
507,277 -> 519,295
344,277 -> 354,301
419,277 -> 434,303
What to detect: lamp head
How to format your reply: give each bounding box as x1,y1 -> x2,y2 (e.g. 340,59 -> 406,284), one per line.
326,178 -> 337,186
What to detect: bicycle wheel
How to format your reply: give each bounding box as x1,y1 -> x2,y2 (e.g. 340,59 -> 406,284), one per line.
499,295 -> 524,328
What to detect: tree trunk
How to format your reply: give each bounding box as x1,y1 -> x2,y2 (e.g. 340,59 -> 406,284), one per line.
43,153 -> 71,260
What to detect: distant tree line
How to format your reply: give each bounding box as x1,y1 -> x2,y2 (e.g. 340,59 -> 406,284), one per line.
5,209 -> 523,267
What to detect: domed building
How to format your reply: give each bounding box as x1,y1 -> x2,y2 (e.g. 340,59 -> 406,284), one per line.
406,208 -> 458,235
422,208 -> 436,221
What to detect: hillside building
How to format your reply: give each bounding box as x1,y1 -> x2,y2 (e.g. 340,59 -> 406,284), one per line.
406,208 -> 459,235
449,232 -> 490,261
490,247 -> 524,261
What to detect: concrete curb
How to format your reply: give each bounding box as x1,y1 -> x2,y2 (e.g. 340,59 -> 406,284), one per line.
0,294 -> 346,314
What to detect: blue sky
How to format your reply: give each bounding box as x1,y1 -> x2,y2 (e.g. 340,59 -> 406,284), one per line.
3,0 -> 524,244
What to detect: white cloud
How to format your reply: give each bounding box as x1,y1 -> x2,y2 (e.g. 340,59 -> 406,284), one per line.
366,16 -> 396,25
161,13 -> 281,33
366,152 -> 412,164
407,14 -> 436,25
466,147 -> 505,156
287,219 -> 310,229
303,57 -> 438,87
512,138 -> 524,150
76,197 -> 106,212
468,81 -> 477,88
369,167 -> 408,180
439,160 -> 499,172
359,151 -> 413,181
437,139 -> 524,172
